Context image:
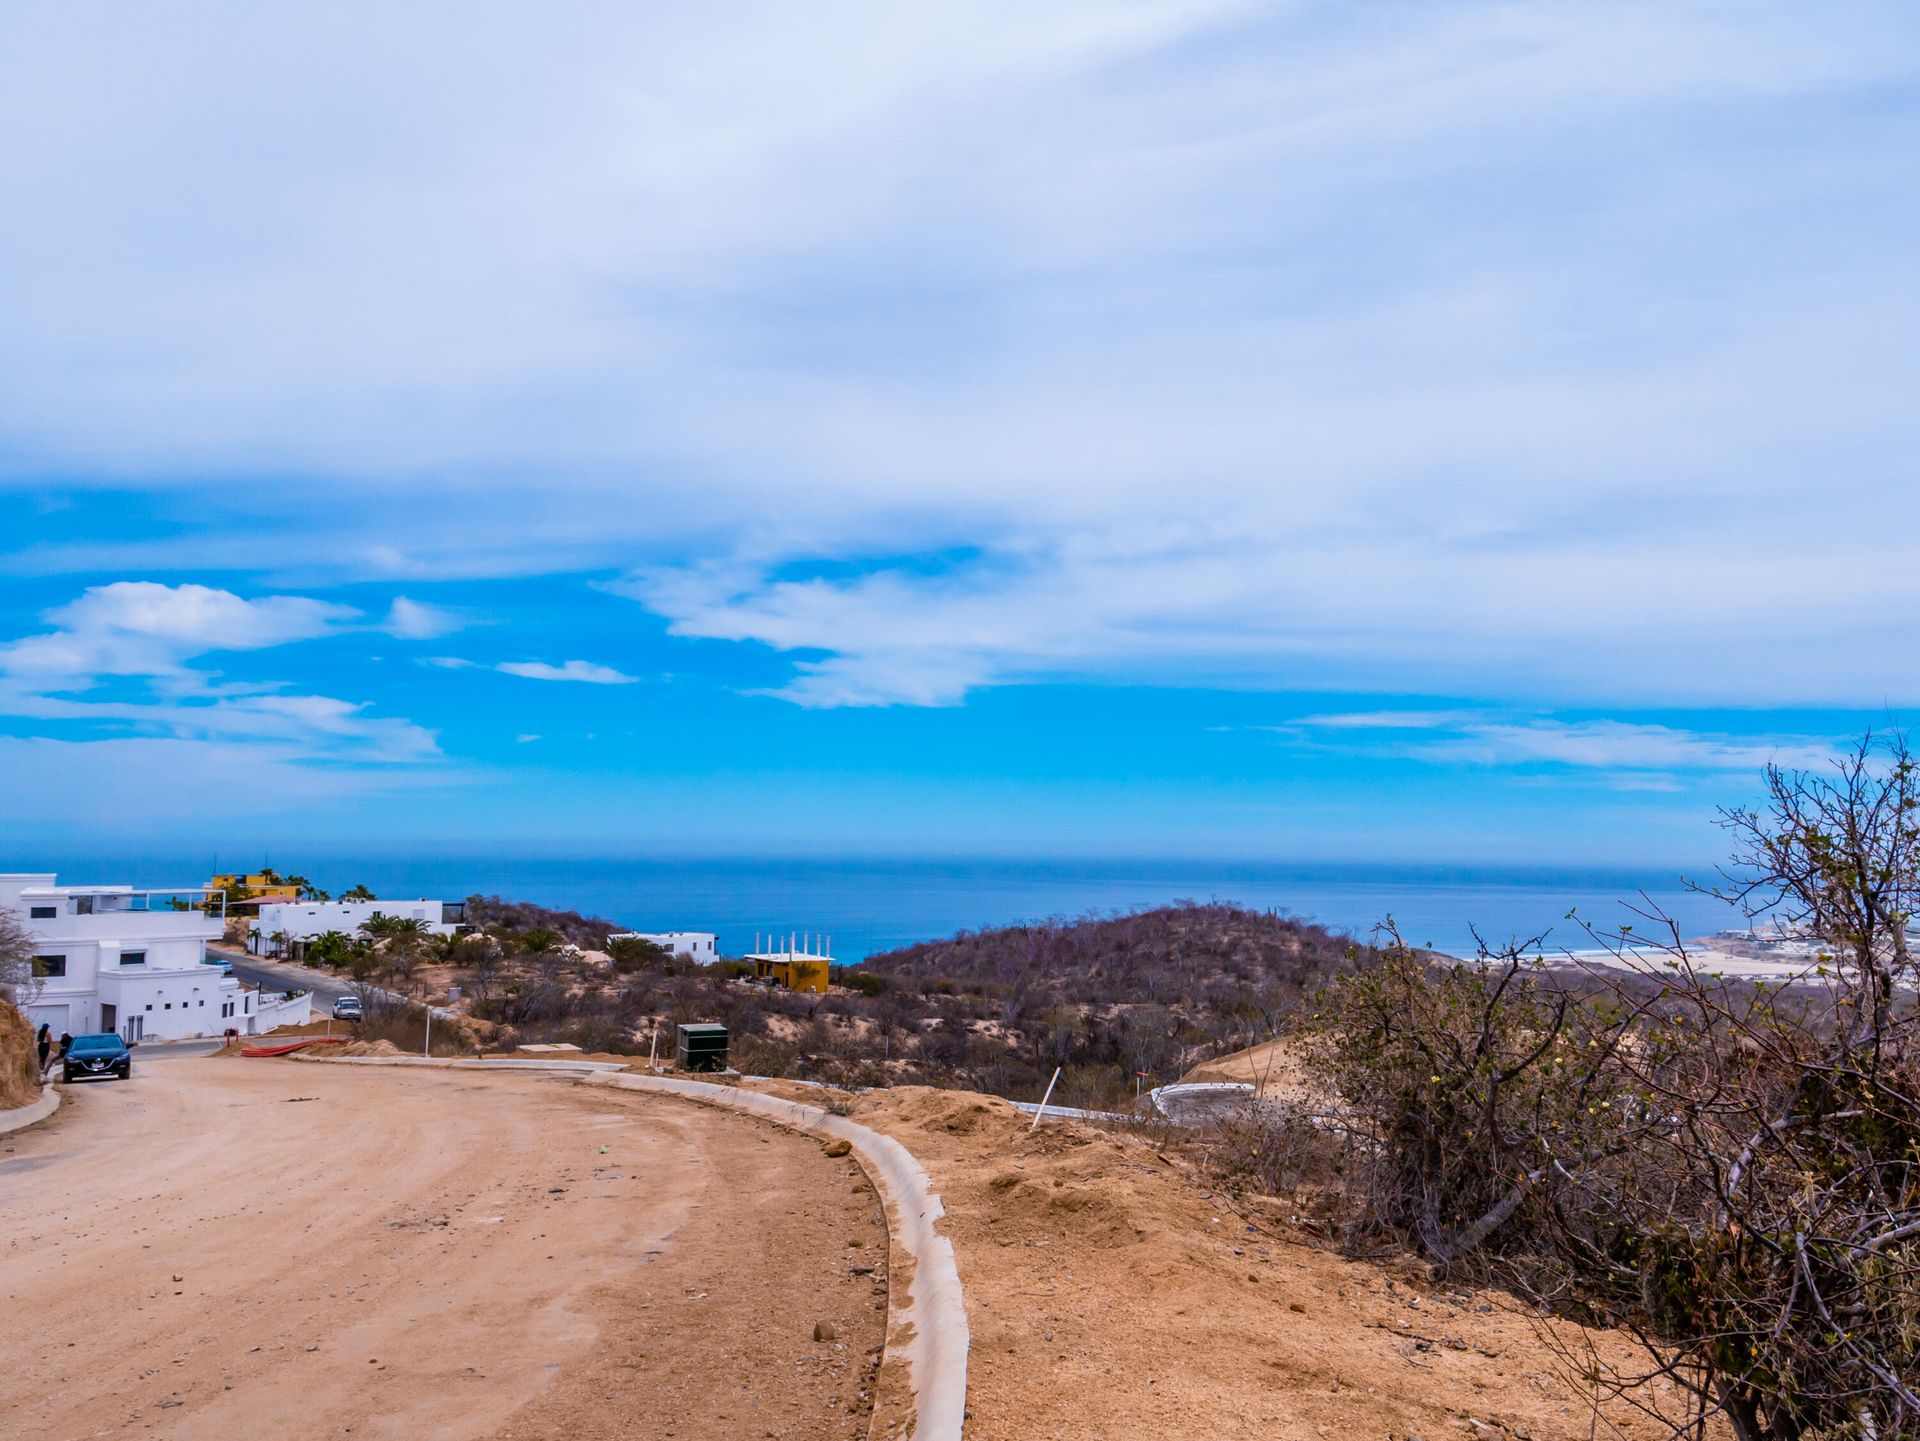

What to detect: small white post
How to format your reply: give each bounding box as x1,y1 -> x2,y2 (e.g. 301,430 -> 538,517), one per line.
1030,1066 -> 1062,1131
423,1005 -> 431,1057
647,1027 -> 659,1073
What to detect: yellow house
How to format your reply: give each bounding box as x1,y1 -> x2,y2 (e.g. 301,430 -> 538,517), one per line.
208,872 -> 302,903
751,956 -> 831,994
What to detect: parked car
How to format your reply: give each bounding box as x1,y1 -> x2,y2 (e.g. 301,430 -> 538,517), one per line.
63,1032 -> 132,1083
332,995 -> 363,1021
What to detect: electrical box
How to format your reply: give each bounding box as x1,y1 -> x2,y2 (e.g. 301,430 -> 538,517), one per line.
676,1022 -> 728,1073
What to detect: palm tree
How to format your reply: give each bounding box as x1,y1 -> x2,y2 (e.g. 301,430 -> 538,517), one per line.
341,884 -> 377,902
358,912 -> 400,942
286,874 -> 329,902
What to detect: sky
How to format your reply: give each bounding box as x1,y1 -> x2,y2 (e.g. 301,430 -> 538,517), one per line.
1,1 -> 1917,868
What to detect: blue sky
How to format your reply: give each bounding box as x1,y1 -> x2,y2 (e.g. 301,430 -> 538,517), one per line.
1,2 -> 1917,865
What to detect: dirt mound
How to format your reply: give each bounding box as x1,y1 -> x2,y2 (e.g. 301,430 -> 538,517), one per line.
0,1000 -> 41,1108
873,1084 -> 1024,1135
1180,1037 -> 1314,1103
323,1039 -> 404,1057
853,1084 -> 1677,1441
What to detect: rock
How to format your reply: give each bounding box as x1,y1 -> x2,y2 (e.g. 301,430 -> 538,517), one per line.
1288,1301 -> 1308,1314
823,1140 -> 852,1158
813,1321 -> 837,1342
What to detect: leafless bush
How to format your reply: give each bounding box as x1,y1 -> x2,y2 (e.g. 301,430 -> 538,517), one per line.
1293,734 -> 1920,1441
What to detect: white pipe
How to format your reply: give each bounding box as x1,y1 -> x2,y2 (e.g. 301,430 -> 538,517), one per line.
1030,1066 -> 1062,1131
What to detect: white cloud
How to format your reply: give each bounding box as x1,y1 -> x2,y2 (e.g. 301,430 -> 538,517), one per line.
1293,712 -> 1837,775
0,581 -> 437,764
0,581 -> 354,681
496,659 -> 637,685
383,596 -> 466,640
1,7 -> 1918,713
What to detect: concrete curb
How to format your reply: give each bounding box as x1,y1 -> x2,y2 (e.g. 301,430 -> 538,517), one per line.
0,1083 -> 61,1136
582,1073 -> 970,1441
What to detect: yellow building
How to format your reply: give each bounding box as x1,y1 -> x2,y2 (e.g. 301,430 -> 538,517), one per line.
747,935 -> 833,993
751,956 -> 831,993
208,872 -> 302,903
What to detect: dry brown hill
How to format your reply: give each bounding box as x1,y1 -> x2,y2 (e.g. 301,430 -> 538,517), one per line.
0,999 -> 42,1109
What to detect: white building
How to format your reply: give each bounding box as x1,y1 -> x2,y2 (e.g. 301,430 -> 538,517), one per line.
607,931 -> 719,963
1,873 -> 311,1042
248,898 -> 467,957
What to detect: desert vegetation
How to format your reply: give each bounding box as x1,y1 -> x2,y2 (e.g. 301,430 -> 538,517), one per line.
294,893 -> 1364,1092
1220,733 -> 1920,1441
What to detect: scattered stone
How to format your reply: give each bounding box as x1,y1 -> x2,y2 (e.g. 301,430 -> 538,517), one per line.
823,1140 -> 852,1159
813,1321 -> 837,1342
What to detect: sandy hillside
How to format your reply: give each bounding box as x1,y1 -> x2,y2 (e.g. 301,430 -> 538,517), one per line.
0,1000 -> 40,1108
1180,1036 -> 1309,1097
851,1085 -> 1688,1441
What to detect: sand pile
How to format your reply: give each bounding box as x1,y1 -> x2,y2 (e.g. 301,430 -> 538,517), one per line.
1180,1037 -> 1315,1104
0,1000 -> 41,1108
851,1085 -> 1680,1441
322,1039 -> 404,1058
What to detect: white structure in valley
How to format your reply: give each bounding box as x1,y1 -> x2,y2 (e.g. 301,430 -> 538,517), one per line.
248,898 -> 467,957
1,873 -> 311,1042
606,931 -> 719,963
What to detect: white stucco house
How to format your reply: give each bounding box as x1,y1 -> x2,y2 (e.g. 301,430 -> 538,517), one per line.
248,897 -> 466,958
607,931 -> 719,963
1,873 -> 311,1042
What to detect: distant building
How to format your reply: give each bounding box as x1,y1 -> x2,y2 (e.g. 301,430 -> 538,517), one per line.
1,873 -> 310,1041
208,872 -> 303,905
607,931 -> 719,963
747,932 -> 833,994
249,898 -> 466,958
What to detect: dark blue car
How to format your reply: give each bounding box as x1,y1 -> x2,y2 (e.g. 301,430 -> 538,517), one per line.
63,1032 -> 132,1083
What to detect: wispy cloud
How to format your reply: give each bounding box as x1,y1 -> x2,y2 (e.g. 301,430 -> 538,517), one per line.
1287,711 -> 1837,777
383,596 -> 467,640
0,581 -> 438,764
496,659 -> 636,685
0,581 -> 354,682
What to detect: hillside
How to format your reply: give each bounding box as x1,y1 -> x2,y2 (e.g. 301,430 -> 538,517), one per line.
846,904 -> 1369,1100
865,902 -> 1362,1004
345,900 -> 1370,1107
460,893 -> 621,949
0,999 -> 41,1109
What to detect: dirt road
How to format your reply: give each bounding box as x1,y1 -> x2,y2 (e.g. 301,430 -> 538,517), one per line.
0,1060 -> 888,1441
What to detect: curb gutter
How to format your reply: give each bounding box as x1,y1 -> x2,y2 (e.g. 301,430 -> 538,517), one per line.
0,1083 -> 61,1136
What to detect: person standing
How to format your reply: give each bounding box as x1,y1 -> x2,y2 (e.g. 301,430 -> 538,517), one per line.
36,1023 -> 51,1077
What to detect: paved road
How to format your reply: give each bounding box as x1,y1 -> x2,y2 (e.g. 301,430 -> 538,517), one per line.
0,1059 -> 887,1440
212,945 -> 453,1020
212,945 -> 357,1003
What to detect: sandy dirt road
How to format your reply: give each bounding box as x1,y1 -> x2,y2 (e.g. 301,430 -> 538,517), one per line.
0,1059 -> 887,1441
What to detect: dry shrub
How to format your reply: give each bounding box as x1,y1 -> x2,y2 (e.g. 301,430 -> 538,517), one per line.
0,999 -> 42,1107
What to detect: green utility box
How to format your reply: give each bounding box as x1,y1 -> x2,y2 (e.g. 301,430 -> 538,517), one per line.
676,1022 -> 729,1073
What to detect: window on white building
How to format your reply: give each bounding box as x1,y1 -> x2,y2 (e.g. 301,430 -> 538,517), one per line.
29,906 -> 54,919
32,954 -> 65,978
120,950 -> 146,967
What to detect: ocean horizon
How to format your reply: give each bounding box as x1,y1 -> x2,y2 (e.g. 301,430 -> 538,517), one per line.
15,854 -> 1756,961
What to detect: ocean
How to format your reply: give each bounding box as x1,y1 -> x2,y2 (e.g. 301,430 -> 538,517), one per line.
34,854 -> 1756,961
